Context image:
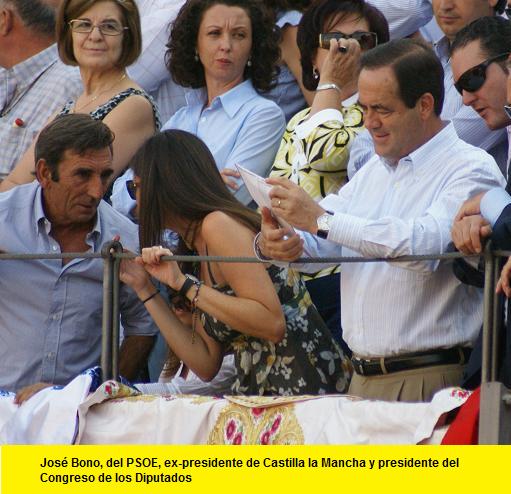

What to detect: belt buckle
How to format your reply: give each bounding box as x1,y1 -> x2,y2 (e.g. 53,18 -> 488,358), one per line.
352,357 -> 366,376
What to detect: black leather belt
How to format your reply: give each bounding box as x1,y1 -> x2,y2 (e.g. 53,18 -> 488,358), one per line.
351,347 -> 471,376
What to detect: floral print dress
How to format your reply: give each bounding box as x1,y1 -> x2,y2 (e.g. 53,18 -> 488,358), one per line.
201,264 -> 351,396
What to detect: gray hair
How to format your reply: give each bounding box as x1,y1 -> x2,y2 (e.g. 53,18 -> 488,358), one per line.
4,0 -> 56,36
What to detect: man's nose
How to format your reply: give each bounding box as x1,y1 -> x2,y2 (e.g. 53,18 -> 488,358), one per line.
87,176 -> 105,200
461,89 -> 477,107
364,110 -> 381,130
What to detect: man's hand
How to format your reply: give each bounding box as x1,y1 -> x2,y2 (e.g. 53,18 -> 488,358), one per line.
14,382 -> 52,405
266,177 -> 324,233
497,257 -> 511,298
451,214 -> 492,254
259,208 -> 303,261
454,192 -> 486,221
220,168 -> 240,191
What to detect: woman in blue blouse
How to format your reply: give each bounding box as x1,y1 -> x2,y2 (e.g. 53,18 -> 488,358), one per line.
112,0 -> 285,213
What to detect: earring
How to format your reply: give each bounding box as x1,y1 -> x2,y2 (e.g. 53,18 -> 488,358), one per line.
247,59 -> 252,67
194,50 -> 199,62
313,68 -> 319,80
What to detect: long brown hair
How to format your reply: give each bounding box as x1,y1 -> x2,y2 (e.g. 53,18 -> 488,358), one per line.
130,130 -> 261,251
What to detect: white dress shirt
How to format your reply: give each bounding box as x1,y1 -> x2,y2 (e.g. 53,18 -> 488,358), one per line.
348,36 -> 509,178
294,123 -> 505,357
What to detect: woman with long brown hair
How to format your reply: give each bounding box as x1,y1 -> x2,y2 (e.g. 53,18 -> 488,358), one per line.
120,129 -> 350,396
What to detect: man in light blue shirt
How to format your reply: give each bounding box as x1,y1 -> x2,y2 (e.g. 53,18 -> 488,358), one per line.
0,114 -> 157,397
257,39 -> 505,402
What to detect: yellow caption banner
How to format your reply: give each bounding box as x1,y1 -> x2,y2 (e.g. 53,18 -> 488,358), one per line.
2,445 -> 510,493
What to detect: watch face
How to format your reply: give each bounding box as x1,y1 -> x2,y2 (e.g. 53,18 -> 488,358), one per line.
317,213 -> 332,231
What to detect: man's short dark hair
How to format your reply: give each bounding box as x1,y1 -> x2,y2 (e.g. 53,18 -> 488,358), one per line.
7,0 -> 56,37
451,16 -> 511,62
360,38 -> 445,116
35,114 -> 115,181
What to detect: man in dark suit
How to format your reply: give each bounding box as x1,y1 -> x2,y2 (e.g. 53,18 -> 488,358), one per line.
450,17 -> 511,388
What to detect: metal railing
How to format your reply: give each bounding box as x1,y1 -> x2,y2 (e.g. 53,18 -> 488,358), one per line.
1,241 -> 510,443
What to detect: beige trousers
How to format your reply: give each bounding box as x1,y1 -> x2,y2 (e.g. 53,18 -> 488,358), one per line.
348,363 -> 465,402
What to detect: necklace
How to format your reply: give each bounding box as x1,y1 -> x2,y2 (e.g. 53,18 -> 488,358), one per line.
73,73 -> 127,113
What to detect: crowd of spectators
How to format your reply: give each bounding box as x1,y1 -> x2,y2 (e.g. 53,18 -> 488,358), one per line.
2,0 -> 511,405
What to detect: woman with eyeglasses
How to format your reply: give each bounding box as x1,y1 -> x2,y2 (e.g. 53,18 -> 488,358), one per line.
267,0 -> 389,353
0,0 -> 159,193
120,129 -> 350,396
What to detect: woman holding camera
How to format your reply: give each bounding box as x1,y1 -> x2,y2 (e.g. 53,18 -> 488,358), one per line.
267,0 -> 389,351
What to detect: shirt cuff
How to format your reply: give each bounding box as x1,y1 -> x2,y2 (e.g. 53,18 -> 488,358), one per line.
328,213 -> 367,251
481,187 -> 511,226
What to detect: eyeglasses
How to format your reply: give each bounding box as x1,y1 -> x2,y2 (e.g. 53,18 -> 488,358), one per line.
69,19 -> 128,36
319,31 -> 378,51
454,52 -> 511,95
126,179 -> 138,200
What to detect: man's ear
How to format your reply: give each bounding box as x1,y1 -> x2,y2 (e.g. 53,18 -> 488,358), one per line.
0,7 -> 14,37
35,159 -> 52,185
418,92 -> 435,120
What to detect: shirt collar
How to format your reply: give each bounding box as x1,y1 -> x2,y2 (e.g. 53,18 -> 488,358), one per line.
406,121 -> 456,170
433,36 -> 451,62
379,121 -> 456,172
184,79 -> 258,119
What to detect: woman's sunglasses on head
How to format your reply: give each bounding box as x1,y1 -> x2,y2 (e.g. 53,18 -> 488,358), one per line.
318,31 -> 377,51
126,179 -> 138,200
454,52 -> 510,95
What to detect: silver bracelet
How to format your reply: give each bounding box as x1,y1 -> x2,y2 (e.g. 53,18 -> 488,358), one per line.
253,232 -> 271,261
316,82 -> 342,94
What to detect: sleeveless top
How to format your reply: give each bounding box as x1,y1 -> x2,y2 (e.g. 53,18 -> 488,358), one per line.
59,88 -> 162,129
200,260 -> 351,396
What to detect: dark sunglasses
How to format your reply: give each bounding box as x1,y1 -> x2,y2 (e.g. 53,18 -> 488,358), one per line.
126,179 -> 138,200
454,52 -> 510,95
318,31 -> 377,51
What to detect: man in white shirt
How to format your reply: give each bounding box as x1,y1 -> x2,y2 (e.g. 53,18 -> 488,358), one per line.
257,39 -> 505,402
350,0 -> 508,177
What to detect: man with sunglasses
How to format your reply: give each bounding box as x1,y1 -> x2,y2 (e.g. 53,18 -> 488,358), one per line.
450,16 -> 511,389
0,114 -> 157,400
350,0 -> 509,178
258,39 -> 505,403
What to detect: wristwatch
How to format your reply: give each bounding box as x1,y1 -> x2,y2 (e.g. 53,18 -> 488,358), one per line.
316,210 -> 334,239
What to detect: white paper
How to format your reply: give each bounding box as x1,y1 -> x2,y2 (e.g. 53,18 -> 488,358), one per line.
235,164 -> 295,234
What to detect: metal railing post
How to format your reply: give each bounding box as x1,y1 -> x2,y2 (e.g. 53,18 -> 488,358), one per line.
481,241 -> 495,384
479,244 -> 511,444
100,240 -> 122,382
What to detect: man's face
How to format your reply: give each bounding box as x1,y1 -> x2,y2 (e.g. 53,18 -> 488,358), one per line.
432,0 -> 496,40
40,147 -> 114,226
452,40 -> 510,130
358,67 -> 428,164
